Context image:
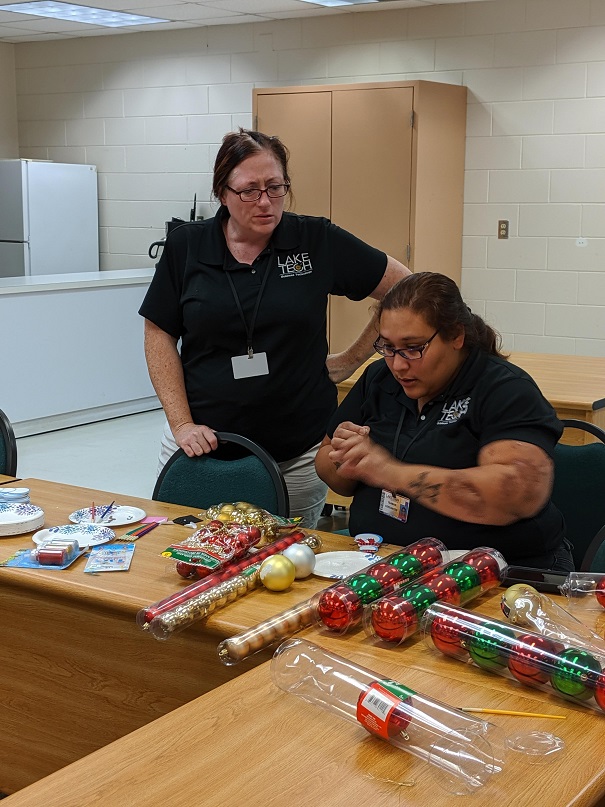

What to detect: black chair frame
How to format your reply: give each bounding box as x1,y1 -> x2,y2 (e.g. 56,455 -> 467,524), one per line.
152,431 -> 289,517
0,407 -> 17,477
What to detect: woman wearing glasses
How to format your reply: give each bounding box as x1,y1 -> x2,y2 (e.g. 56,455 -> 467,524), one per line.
140,128 -> 409,527
316,272 -> 573,570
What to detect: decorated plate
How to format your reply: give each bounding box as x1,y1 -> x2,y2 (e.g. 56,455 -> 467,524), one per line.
69,505 -> 146,527
313,550 -> 380,580
0,503 -> 45,537
33,524 -> 115,550
0,487 -> 30,504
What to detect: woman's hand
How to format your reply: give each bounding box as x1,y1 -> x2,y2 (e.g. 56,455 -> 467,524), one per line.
173,423 -> 218,456
328,421 -> 395,489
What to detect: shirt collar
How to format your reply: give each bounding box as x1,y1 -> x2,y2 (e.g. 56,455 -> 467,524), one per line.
376,345 -> 488,411
200,209 -> 300,266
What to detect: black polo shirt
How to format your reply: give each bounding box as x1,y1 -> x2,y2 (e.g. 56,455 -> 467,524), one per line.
139,210 -> 386,462
327,349 -> 565,563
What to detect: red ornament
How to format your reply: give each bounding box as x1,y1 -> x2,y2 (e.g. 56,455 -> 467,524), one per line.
408,541 -> 443,570
371,597 -> 418,643
387,701 -> 412,738
594,671 -> 605,712
429,610 -> 470,657
508,634 -> 562,686
366,562 -> 404,589
175,561 -> 198,579
427,573 -> 461,605
317,585 -> 362,632
464,550 -> 501,585
595,578 -> 605,610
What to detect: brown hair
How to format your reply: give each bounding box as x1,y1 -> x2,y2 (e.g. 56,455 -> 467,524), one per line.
378,272 -> 507,358
212,128 -> 292,202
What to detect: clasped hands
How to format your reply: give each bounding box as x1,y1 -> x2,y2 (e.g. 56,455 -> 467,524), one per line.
329,421 -> 394,488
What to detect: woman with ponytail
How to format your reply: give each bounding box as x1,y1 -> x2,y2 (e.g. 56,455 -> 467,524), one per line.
316,272 -> 573,571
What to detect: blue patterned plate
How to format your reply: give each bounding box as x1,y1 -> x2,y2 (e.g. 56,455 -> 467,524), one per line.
32,524 -> 115,549
0,503 -> 45,537
69,505 -> 146,527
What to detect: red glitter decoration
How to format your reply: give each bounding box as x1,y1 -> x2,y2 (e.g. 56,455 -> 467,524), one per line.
508,634 -> 563,686
427,573 -> 461,605
464,550 -> 501,585
429,611 -> 470,657
316,585 -> 363,632
371,597 -> 418,644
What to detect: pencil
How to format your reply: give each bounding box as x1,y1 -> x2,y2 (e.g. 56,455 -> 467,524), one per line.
459,707 -> 566,719
98,501 -> 116,522
125,522 -> 159,538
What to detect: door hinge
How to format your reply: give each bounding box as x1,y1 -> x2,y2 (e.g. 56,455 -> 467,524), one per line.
410,110 -> 415,128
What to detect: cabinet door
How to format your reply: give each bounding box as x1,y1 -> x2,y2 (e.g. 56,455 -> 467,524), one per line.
255,91 -> 331,219
329,87 -> 413,353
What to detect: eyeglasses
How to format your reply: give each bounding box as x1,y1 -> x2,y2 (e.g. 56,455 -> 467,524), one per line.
373,330 -> 439,361
226,183 -> 290,202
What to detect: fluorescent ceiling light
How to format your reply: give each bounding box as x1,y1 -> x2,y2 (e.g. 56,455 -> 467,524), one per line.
0,1 -> 167,26
298,0 -> 378,6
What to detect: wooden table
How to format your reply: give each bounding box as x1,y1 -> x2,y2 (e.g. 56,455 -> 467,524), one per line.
5,589 -> 605,807
0,474 -> 18,484
329,350 -> 605,507
0,478 -> 352,794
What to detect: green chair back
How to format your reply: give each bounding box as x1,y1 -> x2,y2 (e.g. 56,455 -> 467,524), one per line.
152,432 -> 289,517
0,408 -> 17,476
552,420 -> 605,572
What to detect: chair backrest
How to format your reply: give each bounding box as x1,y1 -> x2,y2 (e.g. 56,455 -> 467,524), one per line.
152,431 -> 289,517
0,408 -> 17,476
552,419 -> 605,571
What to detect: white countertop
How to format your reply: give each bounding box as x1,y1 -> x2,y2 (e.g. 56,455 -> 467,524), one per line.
0,268 -> 154,294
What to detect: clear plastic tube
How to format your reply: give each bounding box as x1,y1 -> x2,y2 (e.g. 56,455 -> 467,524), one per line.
271,638 -> 504,795
364,547 -> 507,645
560,572 -> 605,613
422,602 -> 605,714
312,537 -> 449,634
216,538 -> 448,666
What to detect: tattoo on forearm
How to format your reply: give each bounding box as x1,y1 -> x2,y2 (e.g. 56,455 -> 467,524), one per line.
408,471 -> 442,503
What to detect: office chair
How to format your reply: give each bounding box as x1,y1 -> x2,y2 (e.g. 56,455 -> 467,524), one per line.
152,431 -> 289,517
551,419 -> 605,572
0,407 -> 17,476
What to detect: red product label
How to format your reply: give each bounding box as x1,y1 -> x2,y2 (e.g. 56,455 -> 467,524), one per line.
356,683 -> 400,739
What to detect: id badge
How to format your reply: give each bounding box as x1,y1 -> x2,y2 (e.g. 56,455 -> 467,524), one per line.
379,489 -> 410,523
231,351 -> 269,379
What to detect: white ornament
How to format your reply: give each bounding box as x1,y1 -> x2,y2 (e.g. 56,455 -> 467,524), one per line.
282,544 -> 316,579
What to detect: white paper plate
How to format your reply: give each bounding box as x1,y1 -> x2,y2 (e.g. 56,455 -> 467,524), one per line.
448,549 -> 470,561
33,524 -> 115,549
69,505 -> 146,527
313,551 -> 380,580
0,503 -> 45,537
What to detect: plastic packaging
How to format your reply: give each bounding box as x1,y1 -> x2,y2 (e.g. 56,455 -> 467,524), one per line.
364,547 -> 507,645
216,538 -> 448,666
139,532 -> 321,640
560,572 -> 605,613
271,638 -> 504,794
422,602 -> 605,714
501,584 -> 605,656
312,537 -> 449,634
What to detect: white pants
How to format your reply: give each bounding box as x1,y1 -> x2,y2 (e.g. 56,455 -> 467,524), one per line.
158,421 -> 328,529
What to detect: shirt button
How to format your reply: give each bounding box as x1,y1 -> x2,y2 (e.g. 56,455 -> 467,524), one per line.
420,415 -> 426,420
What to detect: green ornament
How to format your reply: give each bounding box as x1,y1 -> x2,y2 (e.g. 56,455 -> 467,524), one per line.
401,583 -> 438,615
550,647 -> 602,700
468,625 -> 516,672
443,562 -> 482,595
347,573 -> 384,605
387,553 -> 423,579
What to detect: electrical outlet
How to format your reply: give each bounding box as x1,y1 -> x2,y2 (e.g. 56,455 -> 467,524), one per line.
498,220 -> 509,239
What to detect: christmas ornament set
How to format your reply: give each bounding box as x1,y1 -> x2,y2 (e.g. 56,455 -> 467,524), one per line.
216,538 -> 448,665
271,638 -> 505,795
138,531 -> 321,639
313,537 -> 449,634
364,547 -> 507,645
423,601 -> 605,713
201,501 -> 301,540
163,521 -> 263,580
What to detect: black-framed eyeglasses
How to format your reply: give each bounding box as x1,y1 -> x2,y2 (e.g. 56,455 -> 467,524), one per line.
226,183 -> 290,202
373,330 -> 439,361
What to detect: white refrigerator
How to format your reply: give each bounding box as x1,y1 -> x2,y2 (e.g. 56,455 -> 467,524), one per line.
0,159 -> 99,278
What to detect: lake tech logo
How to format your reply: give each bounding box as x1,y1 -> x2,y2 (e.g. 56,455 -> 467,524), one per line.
437,396 -> 471,425
277,253 -> 312,278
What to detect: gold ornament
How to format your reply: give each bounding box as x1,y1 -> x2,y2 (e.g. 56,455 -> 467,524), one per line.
259,555 -> 296,591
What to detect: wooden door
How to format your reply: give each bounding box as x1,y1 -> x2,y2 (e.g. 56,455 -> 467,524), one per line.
328,86 -> 413,352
